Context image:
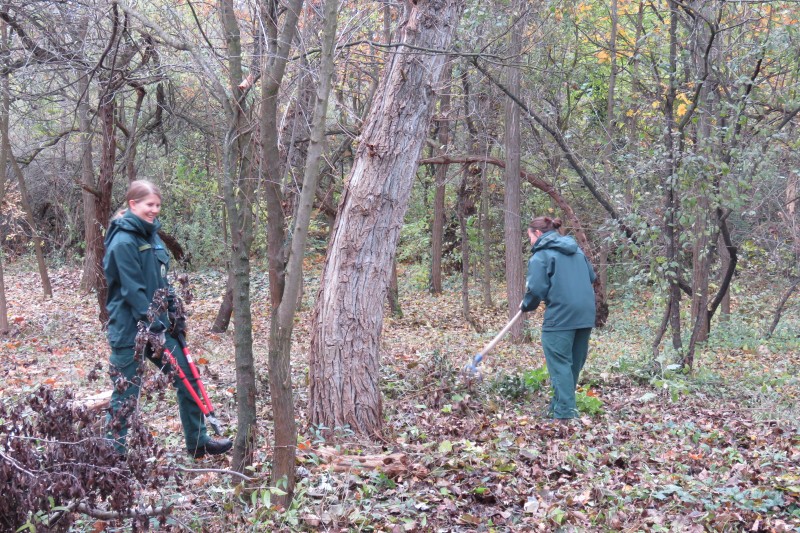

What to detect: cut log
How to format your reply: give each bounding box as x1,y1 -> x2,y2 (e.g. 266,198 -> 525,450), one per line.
74,390 -> 112,413
300,446 -> 428,479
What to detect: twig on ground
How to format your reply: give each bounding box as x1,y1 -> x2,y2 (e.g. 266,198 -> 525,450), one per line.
176,465 -> 256,482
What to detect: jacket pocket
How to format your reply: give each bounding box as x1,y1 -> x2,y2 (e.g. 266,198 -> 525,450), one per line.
154,248 -> 170,280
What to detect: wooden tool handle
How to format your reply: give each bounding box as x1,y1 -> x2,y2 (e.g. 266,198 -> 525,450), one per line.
477,309 -> 524,358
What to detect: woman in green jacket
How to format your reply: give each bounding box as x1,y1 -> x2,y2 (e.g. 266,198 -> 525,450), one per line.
104,180 -> 231,458
521,216 -> 596,419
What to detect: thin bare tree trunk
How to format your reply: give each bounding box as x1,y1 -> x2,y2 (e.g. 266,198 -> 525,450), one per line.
457,164 -> 472,325
218,0 -> 257,472
9,153 -> 52,298
0,29 -> 9,334
654,0 -> 683,363
309,0 -> 465,437
461,71 -> 492,309
268,0 -> 338,503
77,72 -> 99,293
718,232 -> 731,319
430,63 -> 452,295
767,278 -> 799,338
504,1 -> 524,340
480,160 -> 493,308
261,0 -> 304,309
93,89 -> 117,324
597,0 -> 618,303
122,86 -> 146,183
211,266 -> 234,333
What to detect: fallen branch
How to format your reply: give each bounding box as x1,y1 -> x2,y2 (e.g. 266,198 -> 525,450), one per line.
301,446 -> 428,479
72,390 -> 113,413
75,502 -> 172,520
176,465 -> 255,482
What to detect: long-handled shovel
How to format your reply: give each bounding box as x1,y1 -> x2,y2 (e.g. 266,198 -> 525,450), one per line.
163,334 -> 224,436
462,308 -> 525,379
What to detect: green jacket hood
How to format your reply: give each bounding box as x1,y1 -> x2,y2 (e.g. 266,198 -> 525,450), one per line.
104,210 -> 161,248
532,231 -> 578,255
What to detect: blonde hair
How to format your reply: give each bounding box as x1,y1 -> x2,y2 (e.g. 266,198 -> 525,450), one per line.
114,180 -> 162,219
127,180 -> 162,204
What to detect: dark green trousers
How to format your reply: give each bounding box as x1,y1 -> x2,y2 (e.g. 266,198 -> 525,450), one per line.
541,327 -> 592,419
107,334 -> 209,453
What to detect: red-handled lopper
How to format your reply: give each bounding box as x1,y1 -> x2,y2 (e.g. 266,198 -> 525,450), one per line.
163,334 -> 224,435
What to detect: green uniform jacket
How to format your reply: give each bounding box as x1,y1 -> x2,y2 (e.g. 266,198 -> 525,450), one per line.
521,231 -> 597,331
103,210 -> 171,348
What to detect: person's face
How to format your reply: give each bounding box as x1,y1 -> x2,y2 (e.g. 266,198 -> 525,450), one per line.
528,228 -> 542,245
129,193 -> 161,223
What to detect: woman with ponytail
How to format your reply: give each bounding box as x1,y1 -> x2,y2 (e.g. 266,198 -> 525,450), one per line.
520,216 -> 596,419
104,180 -> 232,458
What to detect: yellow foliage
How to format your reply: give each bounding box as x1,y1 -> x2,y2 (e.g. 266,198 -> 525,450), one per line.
596,50 -> 610,63
677,103 -> 688,117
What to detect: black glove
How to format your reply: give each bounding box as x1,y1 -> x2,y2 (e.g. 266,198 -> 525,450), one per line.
169,313 -> 187,337
520,293 -> 540,313
146,319 -> 167,333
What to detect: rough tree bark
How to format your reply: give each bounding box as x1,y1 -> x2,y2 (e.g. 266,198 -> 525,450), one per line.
309,0 -> 465,437
387,258 -> 402,317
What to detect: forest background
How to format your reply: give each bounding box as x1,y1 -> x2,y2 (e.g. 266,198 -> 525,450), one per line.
0,0 -> 799,531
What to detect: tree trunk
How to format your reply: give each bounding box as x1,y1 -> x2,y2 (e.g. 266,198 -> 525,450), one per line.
718,232 -> 731,319
260,0 -> 304,310
504,1 -> 524,340
654,0 -> 683,363
93,90 -> 117,324
218,0 -> 257,472
597,0 -> 617,309
309,0 -> 465,437
78,72 -> 99,293
480,160 -> 493,308
430,63 -> 452,294
122,86 -> 146,183
8,153 -> 52,298
211,266 -> 234,333
457,164 -> 472,324
767,278 -> 799,338
267,0 -> 338,504
461,71 -> 492,308
0,38 -> 9,334
282,54 -> 315,220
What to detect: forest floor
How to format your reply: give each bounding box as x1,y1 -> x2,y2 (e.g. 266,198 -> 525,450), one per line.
1,261 -> 799,532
